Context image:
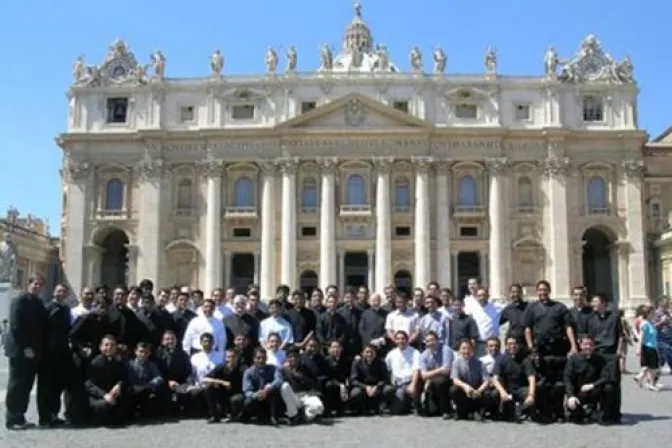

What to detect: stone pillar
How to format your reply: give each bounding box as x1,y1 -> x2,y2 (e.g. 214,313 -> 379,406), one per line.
318,158 -> 338,291
84,245 -> 102,287
614,242 -> 629,309
63,160 -> 93,296
253,251 -> 260,284
367,249 -> 375,291
136,152 -> 164,284
338,250 -> 346,291
280,158 -> 299,287
542,154 -> 572,301
259,161 -> 277,300
413,156 -> 433,289
451,251 -> 459,293
223,250 -> 232,288
486,157 -> 508,299
480,251 -> 489,287
126,244 -> 138,286
434,161 -> 453,289
202,160 -> 224,295
373,157 -> 393,294
622,160 -> 649,310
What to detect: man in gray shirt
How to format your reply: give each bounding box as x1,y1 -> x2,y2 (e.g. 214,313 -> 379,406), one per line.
419,331 -> 453,419
450,339 -> 490,421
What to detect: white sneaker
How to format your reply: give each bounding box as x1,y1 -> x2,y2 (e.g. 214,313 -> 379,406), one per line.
645,383 -> 662,392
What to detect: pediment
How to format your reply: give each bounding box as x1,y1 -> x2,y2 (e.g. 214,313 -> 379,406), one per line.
219,87 -> 268,100
276,93 -> 434,130
442,86 -> 493,101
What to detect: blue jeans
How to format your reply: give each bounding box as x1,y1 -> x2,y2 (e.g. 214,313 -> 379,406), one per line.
657,339 -> 672,368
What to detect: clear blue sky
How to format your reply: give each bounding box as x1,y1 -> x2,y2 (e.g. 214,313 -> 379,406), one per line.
0,0 -> 668,235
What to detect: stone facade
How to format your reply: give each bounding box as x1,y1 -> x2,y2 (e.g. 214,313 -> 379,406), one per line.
58,6 -> 650,310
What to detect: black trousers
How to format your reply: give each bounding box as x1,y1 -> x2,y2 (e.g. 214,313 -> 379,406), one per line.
5,355 -> 38,425
450,385 -> 491,418
130,386 -> 167,419
389,382 -> 414,415
203,387 -> 244,419
242,389 -> 279,421
349,385 -> 394,414
567,384 -> 616,423
65,352 -> 92,424
535,380 -> 564,420
89,394 -> 129,426
416,377 -> 452,415
600,353 -> 621,419
497,387 -> 531,421
323,380 -> 346,413
37,346 -> 71,422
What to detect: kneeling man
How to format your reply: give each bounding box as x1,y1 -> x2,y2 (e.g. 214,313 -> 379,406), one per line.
242,347 -> 282,425
280,348 -> 325,424
491,337 -> 536,422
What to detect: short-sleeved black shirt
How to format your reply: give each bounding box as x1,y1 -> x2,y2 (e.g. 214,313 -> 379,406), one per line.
493,353 -> 536,391
588,311 -> 622,354
522,299 -> 571,342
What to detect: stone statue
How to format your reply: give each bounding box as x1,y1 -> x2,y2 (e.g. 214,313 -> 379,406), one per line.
109,39 -> 128,59
485,46 -> 497,74
351,45 -> 363,68
376,44 -> 389,71
354,2 -> 362,18
320,44 -> 333,70
73,55 -> 86,83
0,233 -> 17,285
151,50 -> 166,78
265,47 -> 278,73
286,46 -> 298,72
133,64 -> 150,84
433,46 -> 446,74
410,46 -> 423,72
616,56 -> 634,83
210,49 -> 224,75
544,46 -> 559,76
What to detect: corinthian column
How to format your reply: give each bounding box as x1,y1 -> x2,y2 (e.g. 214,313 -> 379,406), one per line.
373,157 -> 393,293
622,159 -> 648,310
259,160 -> 277,299
280,157 -> 299,287
412,156 -> 433,289
434,160 -> 453,290
542,154 -> 571,301
136,151 -> 164,285
63,159 -> 92,296
318,157 -> 338,290
486,157 -> 509,299
202,160 -> 224,295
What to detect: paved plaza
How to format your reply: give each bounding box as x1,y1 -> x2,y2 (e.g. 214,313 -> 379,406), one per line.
0,356 -> 669,448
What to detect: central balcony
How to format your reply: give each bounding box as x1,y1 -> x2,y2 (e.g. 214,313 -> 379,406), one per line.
340,204 -> 372,218
224,206 -> 258,220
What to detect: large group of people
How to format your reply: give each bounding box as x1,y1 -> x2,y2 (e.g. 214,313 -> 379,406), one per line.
2,273 -> 666,431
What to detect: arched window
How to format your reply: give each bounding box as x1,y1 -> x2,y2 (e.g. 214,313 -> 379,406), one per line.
176,179 -> 193,209
457,175 -> 478,206
345,174 -> 367,205
233,176 -> 255,207
394,176 -> 410,211
517,176 -> 533,207
104,178 -> 124,210
587,176 -> 608,212
301,177 -> 318,209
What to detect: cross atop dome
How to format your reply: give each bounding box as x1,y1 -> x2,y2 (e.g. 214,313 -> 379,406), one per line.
343,1 -> 373,52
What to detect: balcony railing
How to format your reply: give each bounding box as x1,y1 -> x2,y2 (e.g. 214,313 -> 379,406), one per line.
174,207 -> 194,217
95,209 -> 129,220
300,206 -> 318,214
340,204 -> 372,216
453,205 -> 487,216
224,206 -> 258,219
394,204 -> 411,213
587,206 -> 610,216
515,206 -> 540,215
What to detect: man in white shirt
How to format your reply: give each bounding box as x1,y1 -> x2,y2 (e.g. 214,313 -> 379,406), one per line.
259,299 -> 294,349
385,295 -> 420,347
189,333 -> 224,392
463,278 -> 480,307
198,288 -> 233,320
70,287 -> 95,324
465,287 -> 501,357
385,330 -> 421,414
183,299 -> 227,356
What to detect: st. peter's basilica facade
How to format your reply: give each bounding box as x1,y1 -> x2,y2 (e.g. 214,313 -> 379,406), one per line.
58,5 -> 659,311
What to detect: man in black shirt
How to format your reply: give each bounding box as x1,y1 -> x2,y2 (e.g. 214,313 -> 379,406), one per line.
349,345 -> 393,415
338,289 -> 362,357
171,291 -> 196,343
316,295 -> 348,351
111,286 -> 143,356
284,291 -> 316,350
491,337 -> 536,422
279,347 -> 324,424
449,298 -> 479,351
224,295 -> 260,350
299,337 -> 328,389
4,274 -> 49,430
202,349 -> 246,423
323,340 -> 350,415
247,291 -> 269,321
136,295 -> 172,348
499,283 -> 529,356
155,330 -> 193,417
85,334 -> 129,426
358,294 -> 389,357
570,286 -> 593,336
563,334 -> 616,424
37,283 -> 72,427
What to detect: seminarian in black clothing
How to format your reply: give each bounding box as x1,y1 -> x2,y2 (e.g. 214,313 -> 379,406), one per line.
224,295 -> 260,349
349,345 -> 393,414
323,340 -> 350,415
136,295 -> 173,348
202,349 -> 246,423
155,331 -> 193,415
338,290 -> 363,357
284,291 -> 317,349
111,286 -> 144,356
357,294 -> 389,357
4,275 -> 49,430
171,292 -> 197,343
85,335 -> 129,426
563,335 -> 617,424
491,337 -> 537,422
315,296 -> 349,351
449,298 -> 480,351
569,286 -> 594,336
499,284 -> 529,353
37,284 -> 72,427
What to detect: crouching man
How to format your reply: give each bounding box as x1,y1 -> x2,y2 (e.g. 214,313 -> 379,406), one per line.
242,347 -> 282,425
84,335 -> 129,426
491,337 -> 536,422
280,348 -> 325,424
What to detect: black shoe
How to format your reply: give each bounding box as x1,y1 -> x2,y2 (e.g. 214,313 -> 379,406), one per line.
207,417 -> 221,424
288,416 -> 301,426
7,421 -> 34,430
442,413 -> 451,420
473,411 -> 484,422
269,416 -> 279,426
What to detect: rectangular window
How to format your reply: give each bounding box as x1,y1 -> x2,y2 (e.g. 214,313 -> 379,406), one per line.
233,228 -> 252,238
301,226 -> 317,237
106,98 -> 128,123
651,202 -> 661,219
514,104 -> 530,121
300,101 -> 317,114
231,104 -> 255,120
582,95 -> 604,122
455,103 -> 477,119
179,105 -> 195,122
459,226 -> 479,237
395,226 -> 411,237
393,101 -> 409,113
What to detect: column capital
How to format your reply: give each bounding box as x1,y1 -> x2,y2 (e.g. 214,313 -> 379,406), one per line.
372,156 -> 394,173
434,159 -> 454,174
622,159 -> 646,179
64,160 -> 92,183
485,157 -> 509,176
278,157 -> 300,175
197,159 -> 224,178
134,156 -> 165,184
258,159 -> 278,175
317,157 -> 339,174
367,248 -> 375,257
411,156 -> 434,173
540,156 -> 570,178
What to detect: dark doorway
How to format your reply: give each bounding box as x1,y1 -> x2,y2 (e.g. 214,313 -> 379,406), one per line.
582,227 -> 616,301
230,253 -> 255,294
457,252 -> 480,298
344,252 -> 368,290
300,270 -> 318,297
100,228 -> 129,288
394,270 -> 413,296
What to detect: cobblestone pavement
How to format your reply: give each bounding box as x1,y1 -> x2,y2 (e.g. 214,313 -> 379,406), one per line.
0,357 -> 670,448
